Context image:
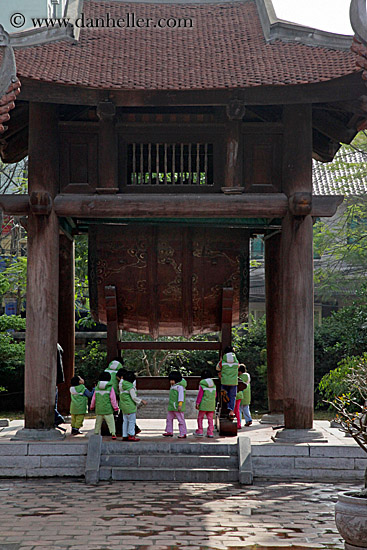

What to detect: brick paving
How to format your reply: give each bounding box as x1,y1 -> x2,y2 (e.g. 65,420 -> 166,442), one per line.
0,479 -> 356,550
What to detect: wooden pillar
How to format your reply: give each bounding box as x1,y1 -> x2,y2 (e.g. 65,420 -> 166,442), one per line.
264,232 -> 284,413
57,234 -> 75,414
223,100 -> 245,192
281,104 -> 314,429
24,103 -> 59,430
96,101 -> 118,193
220,287 -> 233,355
105,285 -> 119,363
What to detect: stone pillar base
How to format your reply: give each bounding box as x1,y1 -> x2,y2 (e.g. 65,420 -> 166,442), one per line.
271,428 -> 327,443
260,413 -> 284,425
345,544 -> 367,550
12,428 -> 65,441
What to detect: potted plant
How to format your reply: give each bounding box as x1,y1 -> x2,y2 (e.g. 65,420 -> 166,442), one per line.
328,353 -> 367,549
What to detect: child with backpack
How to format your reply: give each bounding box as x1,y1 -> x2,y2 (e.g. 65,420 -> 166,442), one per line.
195,369 -> 216,438
162,371 -> 187,439
90,371 -> 119,440
216,345 -> 239,418
119,371 -> 147,441
69,375 -> 93,435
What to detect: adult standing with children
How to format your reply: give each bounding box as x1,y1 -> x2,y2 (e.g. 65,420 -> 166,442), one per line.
216,346 -> 239,418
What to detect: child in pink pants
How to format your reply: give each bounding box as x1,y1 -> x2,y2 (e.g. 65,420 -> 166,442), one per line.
195,369 -> 216,438
163,371 -> 187,438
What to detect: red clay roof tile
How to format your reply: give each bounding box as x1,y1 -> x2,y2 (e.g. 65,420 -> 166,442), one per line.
13,0 -> 359,90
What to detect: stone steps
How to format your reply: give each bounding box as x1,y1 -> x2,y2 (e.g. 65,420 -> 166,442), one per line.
99,441 -> 239,482
85,434 -> 253,484
100,466 -> 239,482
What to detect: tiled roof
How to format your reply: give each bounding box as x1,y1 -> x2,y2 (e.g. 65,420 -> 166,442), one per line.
12,0 -> 359,91
312,148 -> 367,196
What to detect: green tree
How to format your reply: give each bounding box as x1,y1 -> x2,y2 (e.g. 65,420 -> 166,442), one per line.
313,132 -> 367,300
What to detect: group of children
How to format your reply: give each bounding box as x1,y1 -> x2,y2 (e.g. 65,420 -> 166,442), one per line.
69,347 -> 252,440
70,360 -> 147,441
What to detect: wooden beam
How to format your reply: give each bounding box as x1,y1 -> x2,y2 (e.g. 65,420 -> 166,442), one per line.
53,193 -> 342,219
0,194 -> 30,215
117,341 -> 221,350
0,193 -> 343,219
18,72 -> 365,106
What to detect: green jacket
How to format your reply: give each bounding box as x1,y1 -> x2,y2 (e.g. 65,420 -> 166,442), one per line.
94,380 -> 114,415
105,360 -> 122,396
120,380 -> 137,414
168,379 -> 187,412
220,352 -> 239,386
199,378 -> 216,412
70,384 -> 88,415
240,373 -> 251,405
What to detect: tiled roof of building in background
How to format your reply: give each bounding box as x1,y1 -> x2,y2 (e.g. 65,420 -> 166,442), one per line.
12,0 -> 359,91
312,148 -> 367,195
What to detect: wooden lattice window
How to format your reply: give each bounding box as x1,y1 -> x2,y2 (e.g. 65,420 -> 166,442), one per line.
127,142 -> 214,187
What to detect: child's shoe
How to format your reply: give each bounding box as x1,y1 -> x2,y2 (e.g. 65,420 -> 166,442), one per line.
122,437 -> 129,441
111,435 -> 117,440
162,432 -> 173,437
207,434 -> 214,438
128,435 -> 140,441
71,428 -> 81,435
178,434 -> 187,439
194,431 -> 203,437
245,421 -> 252,426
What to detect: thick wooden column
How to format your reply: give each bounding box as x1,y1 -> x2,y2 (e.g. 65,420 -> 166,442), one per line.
281,104 -> 314,429
264,232 -> 283,413
24,103 -> 59,430
57,234 -> 75,413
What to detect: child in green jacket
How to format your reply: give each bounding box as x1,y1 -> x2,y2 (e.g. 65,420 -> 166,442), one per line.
90,371 -> 119,440
119,371 -> 147,441
163,371 -> 188,438
70,375 -> 93,435
195,369 -> 216,438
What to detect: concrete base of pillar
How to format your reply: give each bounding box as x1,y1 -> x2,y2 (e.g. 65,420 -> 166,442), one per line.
260,413 -> 284,425
271,428 -> 328,444
345,544 -> 367,550
12,428 -> 65,441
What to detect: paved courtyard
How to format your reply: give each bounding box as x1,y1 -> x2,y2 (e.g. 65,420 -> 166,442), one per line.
0,478 -> 355,550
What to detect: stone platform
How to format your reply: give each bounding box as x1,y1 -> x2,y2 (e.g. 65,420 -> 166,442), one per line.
0,418 -> 366,484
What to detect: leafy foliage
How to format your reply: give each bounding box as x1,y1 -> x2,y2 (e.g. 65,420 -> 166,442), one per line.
0,315 -> 25,394
313,133 -> 367,300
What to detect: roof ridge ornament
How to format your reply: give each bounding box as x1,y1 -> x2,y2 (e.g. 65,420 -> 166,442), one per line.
350,0 -> 367,44
0,0 -> 84,133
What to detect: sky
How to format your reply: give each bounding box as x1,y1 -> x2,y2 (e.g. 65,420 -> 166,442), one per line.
273,0 -> 353,35
0,0 -> 356,35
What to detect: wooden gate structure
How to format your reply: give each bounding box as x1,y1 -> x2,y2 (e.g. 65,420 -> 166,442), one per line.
0,0 -> 366,437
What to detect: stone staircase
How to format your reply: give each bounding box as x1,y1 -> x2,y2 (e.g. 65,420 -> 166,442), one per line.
85,435 -> 252,485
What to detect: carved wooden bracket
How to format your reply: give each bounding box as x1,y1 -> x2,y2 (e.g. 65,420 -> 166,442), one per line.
226,99 -> 246,120
288,192 -> 312,216
96,100 -> 116,120
29,191 -> 53,216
